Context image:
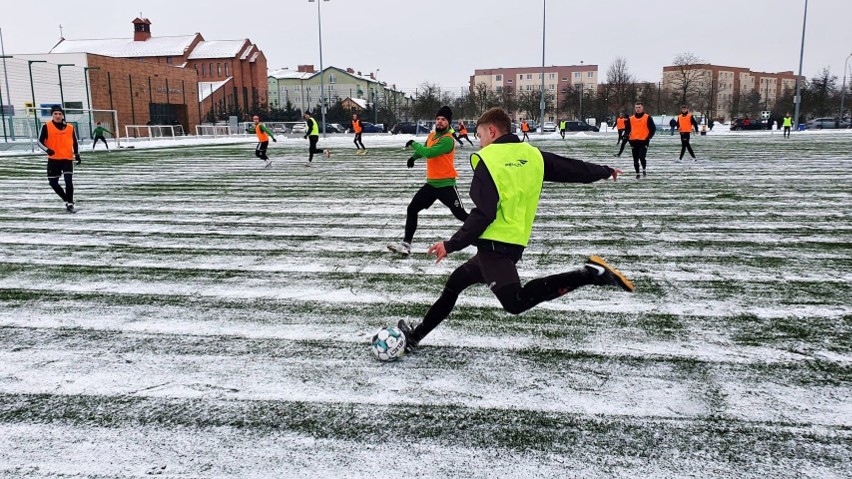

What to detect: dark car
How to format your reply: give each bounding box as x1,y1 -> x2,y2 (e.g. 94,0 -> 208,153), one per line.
320,123 -> 344,133
730,118 -> 767,131
565,120 -> 599,132
358,121 -> 385,133
391,122 -> 431,135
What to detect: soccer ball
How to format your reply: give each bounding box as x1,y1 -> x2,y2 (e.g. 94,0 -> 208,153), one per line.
371,326 -> 407,362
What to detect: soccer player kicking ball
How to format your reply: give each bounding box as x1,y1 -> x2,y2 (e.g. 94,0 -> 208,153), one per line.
387,106 -> 468,256
396,108 -> 633,353
248,115 -> 276,167
38,105 -> 81,213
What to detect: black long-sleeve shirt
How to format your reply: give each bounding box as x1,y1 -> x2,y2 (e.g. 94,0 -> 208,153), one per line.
444,133 -> 615,254
622,112 -> 657,141
38,121 -> 79,158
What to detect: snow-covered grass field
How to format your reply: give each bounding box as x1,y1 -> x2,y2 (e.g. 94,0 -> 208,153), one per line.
0,131 -> 850,478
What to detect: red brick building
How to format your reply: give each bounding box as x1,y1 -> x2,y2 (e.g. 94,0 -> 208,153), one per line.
49,17 -> 268,130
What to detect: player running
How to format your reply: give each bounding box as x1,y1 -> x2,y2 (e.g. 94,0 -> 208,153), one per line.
303,112 -> 329,164
248,115 -> 276,167
352,113 -> 366,155
622,102 -> 656,178
396,108 -> 631,352
38,105 -> 81,213
388,106 -> 468,256
454,120 -> 475,147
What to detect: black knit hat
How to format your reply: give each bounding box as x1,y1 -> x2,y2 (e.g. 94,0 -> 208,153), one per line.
50,105 -> 64,114
436,105 -> 452,123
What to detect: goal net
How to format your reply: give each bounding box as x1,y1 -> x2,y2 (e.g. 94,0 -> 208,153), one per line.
195,124 -> 232,137
125,125 -> 177,139
24,107 -> 120,148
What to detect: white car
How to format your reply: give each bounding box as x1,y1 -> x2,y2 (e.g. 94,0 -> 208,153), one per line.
290,122 -> 307,134
542,122 -> 557,132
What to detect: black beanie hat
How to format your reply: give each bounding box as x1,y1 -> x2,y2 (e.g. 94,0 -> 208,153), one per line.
436,105 -> 452,123
50,105 -> 64,114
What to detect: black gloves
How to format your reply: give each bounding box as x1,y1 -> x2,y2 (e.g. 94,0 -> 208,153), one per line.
75,154 -> 81,165
304,135 -> 308,140
272,138 -> 277,142
46,148 -> 55,156
407,157 -> 415,168
405,140 -> 415,148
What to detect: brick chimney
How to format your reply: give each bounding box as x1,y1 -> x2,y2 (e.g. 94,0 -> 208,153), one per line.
297,65 -> 315,73
346,68 -> 354,73
133,18 -> 152,41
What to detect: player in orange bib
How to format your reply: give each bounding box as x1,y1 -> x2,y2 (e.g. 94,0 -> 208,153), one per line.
676,105 -> 699,162
248,115 -> 276,167
352,113 -> 366,155
622,102 -> 656,179
454,120 -> 474,146
388,106 -> 469,255
38,106 -> 81,213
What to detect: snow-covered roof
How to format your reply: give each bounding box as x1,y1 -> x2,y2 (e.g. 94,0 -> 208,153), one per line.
269,69 -> 315,80
50,35 -> 198,57
239,45 -> 255,61
346,98 -> 369,109
198,78 -> 232,102
188,40 -> 247,59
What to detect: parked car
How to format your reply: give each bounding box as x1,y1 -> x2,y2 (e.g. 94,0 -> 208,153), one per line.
564,121 -> 599,132
806,117 -> 850,129
391,122 -> 431,135
358,121 -> 385,133
730,118 -> 767,131
320,123 -> 343,133
272,125 -> 289,134
542,121 -> 557,132
329,123 -> 345,133
290,122 -> 307,134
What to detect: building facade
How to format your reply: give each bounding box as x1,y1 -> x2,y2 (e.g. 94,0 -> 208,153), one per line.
49,17 -> 267,126
662,64 -> 800,119
268,65 -> 410,115
470,64 -> 599,121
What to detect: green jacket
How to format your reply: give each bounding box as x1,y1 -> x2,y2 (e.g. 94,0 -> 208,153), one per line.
93,126 -> 112,137
410,129 -> 457,187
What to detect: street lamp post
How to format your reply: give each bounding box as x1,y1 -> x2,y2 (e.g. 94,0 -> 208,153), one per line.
0,30 -> 14,140
579,61 -> 584,123
57,63 -> 75,108
793,0 -> 808,129
374,68 -> 380,125
83,66 -> 100,137
839,53 -> 852,123
0,54 -> 11,142
309,0 -> 330,137
27,60 -> 47,131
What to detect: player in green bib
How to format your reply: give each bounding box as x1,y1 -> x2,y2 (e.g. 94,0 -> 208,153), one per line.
92,122 -> 114,151
397,108 -> 634,352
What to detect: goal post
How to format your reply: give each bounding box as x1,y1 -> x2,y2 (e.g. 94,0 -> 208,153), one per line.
195,124 -> 232,137
25,107 -> 120,149
125,125 -> 177,140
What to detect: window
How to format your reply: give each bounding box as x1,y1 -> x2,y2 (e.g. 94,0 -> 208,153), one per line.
587,71 -> 594,78
166,57 -> 173,64
328,85 -> 334,91
538,74 -> 542,79
507,79 -> 513,84
194,64 -> 198,74
217,63 -> 222,76
496,86 -> 503,93
329,73 -> 336,84
548,84 -> 555,90
526,74 -> 532,80
201,64 -> 207,76
495,74 -> 502,81
562,77 -> 567,81
549,73 -> 555,80
574,72 -> 581,79
307,86 -> 312,92
224,63 -> 229,76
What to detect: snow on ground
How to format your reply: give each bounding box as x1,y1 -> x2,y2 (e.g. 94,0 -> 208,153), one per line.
0,131 -> 850,478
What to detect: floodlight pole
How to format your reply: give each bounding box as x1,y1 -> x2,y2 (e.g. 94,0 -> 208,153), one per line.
539,0 -> 546,132
309,0 -> 330,137
839,53 -> 851,123
57,63 -> 75,108
792,0 -> 808,129
0,29 -> 14,140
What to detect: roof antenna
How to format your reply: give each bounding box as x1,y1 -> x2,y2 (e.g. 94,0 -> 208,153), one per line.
58,24 -> 64,40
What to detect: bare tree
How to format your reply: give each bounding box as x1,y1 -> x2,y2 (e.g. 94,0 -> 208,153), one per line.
606,57 -> 636,114
516,89 -> 554,122
669,52 -> 707,106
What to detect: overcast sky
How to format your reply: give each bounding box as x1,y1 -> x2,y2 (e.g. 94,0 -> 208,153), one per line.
3,0 -> 851,94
